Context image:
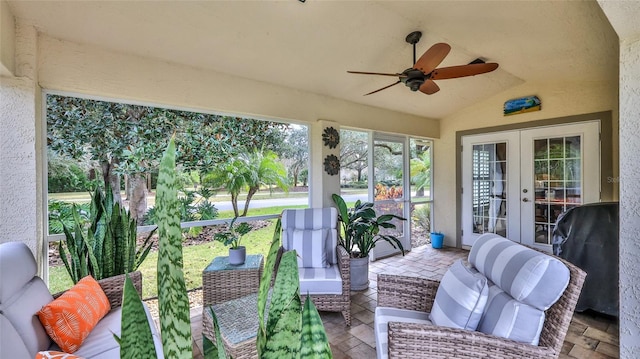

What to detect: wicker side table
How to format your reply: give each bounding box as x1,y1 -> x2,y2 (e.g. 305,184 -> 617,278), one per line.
202,254 -> 264,359
202,292 -> 264,359
202,254 -> 264,306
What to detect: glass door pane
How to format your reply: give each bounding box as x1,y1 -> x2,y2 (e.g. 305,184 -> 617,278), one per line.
369,135 -> 408,260
373,138 -> 405,239
532,136 -> 582,244
471,142 -> 508,237
409,138 -> 432,247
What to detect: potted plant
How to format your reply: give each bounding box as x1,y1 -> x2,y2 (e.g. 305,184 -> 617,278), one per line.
214,217 -> 253,265
332,193 -> 406,290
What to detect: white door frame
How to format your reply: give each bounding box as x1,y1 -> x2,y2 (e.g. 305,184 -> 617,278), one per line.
520,121 -> 600,250
461,121 -> 601,249
461,131 -> 520,247
369,132 -> 411,260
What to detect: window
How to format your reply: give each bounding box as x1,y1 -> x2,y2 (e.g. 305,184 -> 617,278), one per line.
44,93 -> 308,294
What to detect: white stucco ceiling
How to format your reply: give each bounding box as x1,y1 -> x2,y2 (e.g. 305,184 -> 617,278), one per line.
7,0 -> 618,120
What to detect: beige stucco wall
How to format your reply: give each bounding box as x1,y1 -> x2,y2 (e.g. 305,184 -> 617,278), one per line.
0,0 -> 15,76
598,1 -> 640,356
0,21 -> 43,271
434,80 -> 619,246
618,35 -> 640,359
37,35 -> 439,138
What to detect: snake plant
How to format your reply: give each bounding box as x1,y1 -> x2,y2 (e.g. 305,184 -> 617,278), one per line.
120,137 -> 330,359
59,185 -> 155,283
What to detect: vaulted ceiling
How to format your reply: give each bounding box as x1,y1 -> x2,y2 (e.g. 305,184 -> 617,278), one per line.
8,0 -> 618,119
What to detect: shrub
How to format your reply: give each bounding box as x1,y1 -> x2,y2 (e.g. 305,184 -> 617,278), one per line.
48,199 -> 90,234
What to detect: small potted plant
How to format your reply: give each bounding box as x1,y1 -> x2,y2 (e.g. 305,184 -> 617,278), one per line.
214,217 -> 253,265
332,193 -> 406,290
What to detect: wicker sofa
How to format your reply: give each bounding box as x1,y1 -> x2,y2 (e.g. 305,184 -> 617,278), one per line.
0,241 -> 163,359
374,234 -> 586,359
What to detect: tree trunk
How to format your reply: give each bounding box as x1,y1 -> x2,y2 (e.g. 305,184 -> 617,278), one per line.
128,173 -> 148,224
124,175 -> 132,200
101,160 -> 122,204
241,187 -> 258,217
292,170 -> 299,187
231,193 -> 240,218
357,169 -> 363,182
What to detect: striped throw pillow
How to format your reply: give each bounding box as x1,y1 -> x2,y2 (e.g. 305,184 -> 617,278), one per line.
291,228 -> 329,268
468,233 -> 570,310
429,260 -> 489,330
478,283 -> 545,345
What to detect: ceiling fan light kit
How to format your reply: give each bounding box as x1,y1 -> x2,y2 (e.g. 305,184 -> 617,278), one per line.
348,31 -> 499,96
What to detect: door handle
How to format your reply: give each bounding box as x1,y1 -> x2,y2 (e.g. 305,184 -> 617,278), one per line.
522,198 -> 530,202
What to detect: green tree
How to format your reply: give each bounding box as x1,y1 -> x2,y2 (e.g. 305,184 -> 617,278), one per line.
205,149 -> 289,217
339,130 -> 368,182
410,150 -> 431,197
47,96 -> 177,221
281,126 -> 309,187
47,94 -> 289,223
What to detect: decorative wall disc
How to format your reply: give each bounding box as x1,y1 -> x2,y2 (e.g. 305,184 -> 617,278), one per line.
323,154 -> 340,175
322,127 -> 340,149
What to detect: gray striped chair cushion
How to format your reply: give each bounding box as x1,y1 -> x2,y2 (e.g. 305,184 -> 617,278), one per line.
291,228 -> 329,268
429,260 -> 489,330
478,282 -> 545,345
282,208 -> 338,265
468,233 -> 570,310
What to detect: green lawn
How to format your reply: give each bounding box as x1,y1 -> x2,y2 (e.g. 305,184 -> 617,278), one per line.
49,217 -> 282,299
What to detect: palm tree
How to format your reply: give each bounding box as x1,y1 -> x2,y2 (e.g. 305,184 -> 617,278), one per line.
410,151 -> 431,197
206,149 -> 289,217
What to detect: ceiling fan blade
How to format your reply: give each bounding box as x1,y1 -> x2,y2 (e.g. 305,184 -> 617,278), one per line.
431,62 -> 499,80
364,81 -> 401,96
413,43 -> 451,74
348,70 -> 407,78
419,79 -> 440,95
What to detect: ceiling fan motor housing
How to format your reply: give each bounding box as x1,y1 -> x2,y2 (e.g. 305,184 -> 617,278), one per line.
401,68 -> 426,91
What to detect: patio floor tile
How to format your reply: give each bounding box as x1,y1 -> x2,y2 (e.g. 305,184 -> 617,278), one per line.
188,244 -> 619,359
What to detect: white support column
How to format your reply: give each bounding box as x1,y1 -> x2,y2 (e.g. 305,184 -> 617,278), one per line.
0,20 -> 43,275
598,2 -> 640,357
618,37 -> 640,359
309,120 -> 341,208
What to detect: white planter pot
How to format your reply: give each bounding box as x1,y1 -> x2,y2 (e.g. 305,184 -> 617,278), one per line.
350,256 -> 370,291
228,246 -> 246,265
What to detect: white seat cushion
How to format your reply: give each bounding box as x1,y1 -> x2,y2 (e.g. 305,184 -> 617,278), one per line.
468,233 -> 570,310
374,307 -> 432,359
477,283 -> 545,345
298,265 -> 342,295
429,260 -> 489,330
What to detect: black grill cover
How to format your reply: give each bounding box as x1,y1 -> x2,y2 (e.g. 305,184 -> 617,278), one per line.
552,202 -> 619,316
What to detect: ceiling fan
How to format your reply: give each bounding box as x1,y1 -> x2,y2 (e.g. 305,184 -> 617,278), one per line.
348,31 -> 499,96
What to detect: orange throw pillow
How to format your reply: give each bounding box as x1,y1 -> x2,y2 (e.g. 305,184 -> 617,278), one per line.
38,276 -> 111,353
35,351 -> 85,359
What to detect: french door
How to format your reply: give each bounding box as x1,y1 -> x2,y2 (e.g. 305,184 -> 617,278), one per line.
462,121 -> 600,250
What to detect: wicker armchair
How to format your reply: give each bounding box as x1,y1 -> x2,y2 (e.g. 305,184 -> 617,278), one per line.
376,255 -> 586,359
280,208 -> 351,326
